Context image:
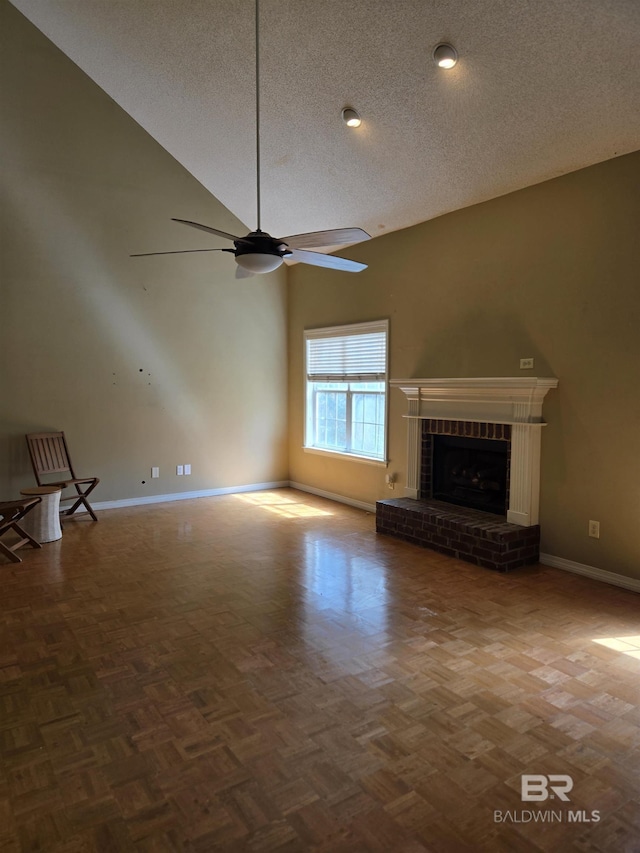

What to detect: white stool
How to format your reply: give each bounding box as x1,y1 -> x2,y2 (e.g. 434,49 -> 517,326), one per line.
19,486 -> 63,543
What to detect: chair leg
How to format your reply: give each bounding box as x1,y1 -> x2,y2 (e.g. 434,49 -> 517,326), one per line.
65,496 -> 98,522
0,522 -> 42,563
8,522 -> 42,550
0,539 -> 23,563
65,481 -> 99,522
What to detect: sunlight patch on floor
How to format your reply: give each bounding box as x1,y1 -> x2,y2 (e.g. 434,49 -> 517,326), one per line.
593,635 -> 640,659
234,491 -> 334,518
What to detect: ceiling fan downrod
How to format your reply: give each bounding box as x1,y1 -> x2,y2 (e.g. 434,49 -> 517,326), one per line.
131,0 -> 371,275
255,0 -> 261,233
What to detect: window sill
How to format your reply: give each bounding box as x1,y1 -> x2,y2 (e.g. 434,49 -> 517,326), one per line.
303,447 -> 389,467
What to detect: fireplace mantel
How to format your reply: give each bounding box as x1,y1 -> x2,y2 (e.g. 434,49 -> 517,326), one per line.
389,377 -> 558,424
390,377 -> 558,526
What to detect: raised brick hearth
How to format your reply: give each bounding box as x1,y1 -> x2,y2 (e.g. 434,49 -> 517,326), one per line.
376,497 -> 540,572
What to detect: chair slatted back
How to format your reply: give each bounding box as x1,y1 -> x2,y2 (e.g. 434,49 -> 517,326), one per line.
26,432 -> 75,484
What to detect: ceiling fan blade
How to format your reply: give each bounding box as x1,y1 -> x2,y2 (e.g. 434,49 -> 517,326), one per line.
280,227 -> 371,250
171,218 -> 247,243
130,248 -> 230,257
287,248 -> 367,273
235,265 -> 254,279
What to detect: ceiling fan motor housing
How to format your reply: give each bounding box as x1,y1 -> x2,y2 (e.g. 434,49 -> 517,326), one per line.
235,230 -> 291,259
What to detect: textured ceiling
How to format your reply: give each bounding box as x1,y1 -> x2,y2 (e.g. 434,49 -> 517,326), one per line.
9,0 -> 640,244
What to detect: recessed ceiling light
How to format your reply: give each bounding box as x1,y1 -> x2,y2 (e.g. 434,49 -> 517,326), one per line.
433,43 -> 458,69
341,108 -> 362,128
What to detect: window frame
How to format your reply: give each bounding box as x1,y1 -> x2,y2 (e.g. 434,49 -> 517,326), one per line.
303,320 -> 389,465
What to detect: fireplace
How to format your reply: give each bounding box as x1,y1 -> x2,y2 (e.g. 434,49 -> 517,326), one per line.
430,433 -> 508,513
376,377 -> 558,571
420,418 -> 512,516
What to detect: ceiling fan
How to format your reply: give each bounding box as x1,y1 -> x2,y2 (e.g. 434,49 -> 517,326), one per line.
132,0 -> 370,278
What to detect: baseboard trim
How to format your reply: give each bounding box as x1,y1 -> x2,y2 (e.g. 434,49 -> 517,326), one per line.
539,553 -> 640,595
79,481 -> 290,512
289,482 -> 376,514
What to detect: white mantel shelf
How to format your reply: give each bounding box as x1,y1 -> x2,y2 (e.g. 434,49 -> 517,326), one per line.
390,377 -> 559,527
389,377 -> 558,424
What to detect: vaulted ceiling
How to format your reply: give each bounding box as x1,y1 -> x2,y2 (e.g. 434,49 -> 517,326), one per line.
9,0 -> 640,245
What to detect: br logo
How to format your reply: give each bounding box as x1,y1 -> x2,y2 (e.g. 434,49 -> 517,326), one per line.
521,774 -> 573,802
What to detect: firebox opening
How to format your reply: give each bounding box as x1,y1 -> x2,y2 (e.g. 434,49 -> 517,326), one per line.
431,434 -> 508,515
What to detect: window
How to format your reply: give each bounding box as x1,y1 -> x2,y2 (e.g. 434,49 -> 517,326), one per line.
304,320 -> 388,462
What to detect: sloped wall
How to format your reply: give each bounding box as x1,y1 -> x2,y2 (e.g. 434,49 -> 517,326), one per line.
0,1 -> 288,502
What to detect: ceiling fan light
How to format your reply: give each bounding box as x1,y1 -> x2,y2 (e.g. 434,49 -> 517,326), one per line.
342,108 -> 362,128
235,253 -> 283,274
433,43 -> 458,68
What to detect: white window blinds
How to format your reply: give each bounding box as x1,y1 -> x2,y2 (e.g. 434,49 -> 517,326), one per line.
305,321 -> 388,382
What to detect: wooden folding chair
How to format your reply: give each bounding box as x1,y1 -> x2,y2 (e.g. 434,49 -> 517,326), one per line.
26,432 -> 100,521
0,498 -> 42,563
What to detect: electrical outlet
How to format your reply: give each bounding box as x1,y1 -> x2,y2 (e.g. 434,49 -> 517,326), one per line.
176,465 -> 184,476
184,464 -> 191,475
151,467 -> 159,478
520,357 -> 534,370
588,520 -> 600,539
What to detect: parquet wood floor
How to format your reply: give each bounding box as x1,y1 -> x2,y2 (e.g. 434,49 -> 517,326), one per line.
1,488 -> 639,852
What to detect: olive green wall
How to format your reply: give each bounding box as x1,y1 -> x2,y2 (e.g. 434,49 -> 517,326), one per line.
0,2 -> 288,502
288,150 -> 640,581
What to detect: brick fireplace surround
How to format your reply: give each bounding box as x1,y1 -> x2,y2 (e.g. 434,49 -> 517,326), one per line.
376,377 -> 558,572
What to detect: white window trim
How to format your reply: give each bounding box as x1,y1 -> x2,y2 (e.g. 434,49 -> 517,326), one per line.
303,319 -> 389,464
303,447 -> 389,467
